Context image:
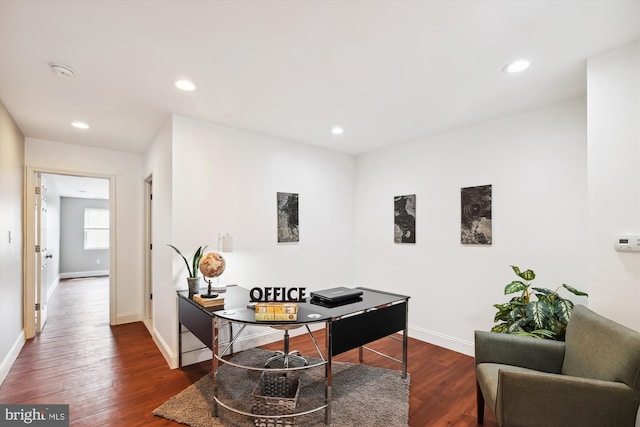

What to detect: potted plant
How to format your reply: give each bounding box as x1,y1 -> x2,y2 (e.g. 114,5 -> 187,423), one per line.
491,265 -> 588,340
168,244 -> 207,295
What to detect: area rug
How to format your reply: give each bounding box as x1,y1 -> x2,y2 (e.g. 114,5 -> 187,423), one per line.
153,348 -> 410,427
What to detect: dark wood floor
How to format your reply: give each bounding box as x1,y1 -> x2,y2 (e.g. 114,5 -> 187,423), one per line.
0,278 -> 498,426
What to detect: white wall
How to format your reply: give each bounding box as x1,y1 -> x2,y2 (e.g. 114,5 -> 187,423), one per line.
0,100 -> 25,385
59,197 -> 110,277
587,42 -> 640,331
25,138 -> 145,325
146,116 -> 356,367
143,118 -> 174,363
354,99 -> 589,355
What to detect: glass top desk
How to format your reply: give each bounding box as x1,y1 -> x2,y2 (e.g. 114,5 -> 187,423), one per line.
177,286 -> 410,424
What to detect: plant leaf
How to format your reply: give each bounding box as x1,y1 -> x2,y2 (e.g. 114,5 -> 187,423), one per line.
507,322 -> 522,333
167,244 -> 193,277
554,299 -> 574,324
493,303 -> 514,322
505,281 -> 527,294
526,301 -> 551,329
511,265 -> 522,276
562,284 -> 588,297
532,287 -> 557,296
508,306 -> 525,322
519,269 -> 535,281
190,245 -> 209,278
491,323 -> 510,334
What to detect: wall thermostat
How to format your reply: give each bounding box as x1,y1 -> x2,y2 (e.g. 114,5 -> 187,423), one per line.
614,235 -> 640,252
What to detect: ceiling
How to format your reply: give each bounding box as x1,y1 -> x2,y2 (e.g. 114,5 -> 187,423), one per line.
43,173 -> 109,200
0,1 -> 638,156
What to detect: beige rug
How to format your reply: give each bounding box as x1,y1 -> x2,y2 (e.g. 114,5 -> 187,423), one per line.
153,348 -> 410,427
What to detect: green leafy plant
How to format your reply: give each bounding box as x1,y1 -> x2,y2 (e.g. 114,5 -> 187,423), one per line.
168,244 -> 208,278
492,265 -> 588,340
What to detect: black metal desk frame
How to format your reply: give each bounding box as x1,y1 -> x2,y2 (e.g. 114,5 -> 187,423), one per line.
177,287 -> 409,425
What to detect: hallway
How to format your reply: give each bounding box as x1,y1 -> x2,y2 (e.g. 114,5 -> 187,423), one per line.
0,277 -> 208,426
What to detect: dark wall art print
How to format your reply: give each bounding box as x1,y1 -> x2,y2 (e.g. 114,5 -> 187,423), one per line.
461,185 -> 492,245
277,192 -> 299,243
394,194 -> 416,243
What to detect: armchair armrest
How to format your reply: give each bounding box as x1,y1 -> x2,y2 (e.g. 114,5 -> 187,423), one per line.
475,330 -> 565,373
498,370 -> 640,427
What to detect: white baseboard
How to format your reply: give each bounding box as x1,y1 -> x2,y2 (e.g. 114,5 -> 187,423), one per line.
47,275 -> 60,300
409,325 -> 474,356
116,312 -> 142,324
0,330 -> 26,386
142,317 -> 153,335
59,270 -> 109,279
151,326 -> 176,368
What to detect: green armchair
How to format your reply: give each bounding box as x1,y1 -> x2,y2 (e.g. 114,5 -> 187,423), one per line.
475,305 -> 640,427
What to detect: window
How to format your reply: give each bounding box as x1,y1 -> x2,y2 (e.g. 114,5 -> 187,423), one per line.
84,208 -> 109,250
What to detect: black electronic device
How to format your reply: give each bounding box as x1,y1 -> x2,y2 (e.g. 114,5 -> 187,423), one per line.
310,287 -> 363,304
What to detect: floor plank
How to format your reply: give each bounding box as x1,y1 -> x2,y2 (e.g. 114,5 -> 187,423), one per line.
0,278 -> 498,426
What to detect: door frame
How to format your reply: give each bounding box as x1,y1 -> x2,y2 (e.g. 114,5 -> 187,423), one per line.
143,174 -> 153,333
24,166 -> 116,339
35,172 -> 49,332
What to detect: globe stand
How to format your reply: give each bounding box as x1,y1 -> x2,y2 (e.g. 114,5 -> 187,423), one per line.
200,278 -> 219,299
200,278 -> 228,298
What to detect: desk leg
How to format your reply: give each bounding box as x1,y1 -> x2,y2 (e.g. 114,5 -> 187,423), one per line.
402,302 -> 408,379
212,316 -> 219,417
325,321 -> 332,425
178,321 -> 182,369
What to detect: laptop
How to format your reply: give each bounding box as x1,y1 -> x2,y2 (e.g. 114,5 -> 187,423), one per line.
310,287 -> 363,304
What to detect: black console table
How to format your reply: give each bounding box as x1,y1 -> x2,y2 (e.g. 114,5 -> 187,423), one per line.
177,286 -> 409,424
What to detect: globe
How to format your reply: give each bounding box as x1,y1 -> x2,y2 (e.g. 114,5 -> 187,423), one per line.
199,252 -> 226,278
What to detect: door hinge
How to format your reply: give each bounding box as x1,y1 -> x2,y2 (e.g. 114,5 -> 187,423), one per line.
150,293 -> 153,300
35,186 -> 41,195
35,245 -> 41,253
150,243 -> 153,250
35,303 -> 41,310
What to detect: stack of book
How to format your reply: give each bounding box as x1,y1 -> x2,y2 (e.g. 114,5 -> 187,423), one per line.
255,302 -> 298,321
193,294 -> 225,309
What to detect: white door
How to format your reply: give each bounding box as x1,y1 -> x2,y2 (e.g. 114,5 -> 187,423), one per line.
35,172 -> 48,332
145,177 -> 153,324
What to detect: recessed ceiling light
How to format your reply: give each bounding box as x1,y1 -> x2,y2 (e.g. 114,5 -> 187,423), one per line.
331,127 -> 344,135
71,121 -> 89,129
175,79 -> 196,91
503,60 -> 530,73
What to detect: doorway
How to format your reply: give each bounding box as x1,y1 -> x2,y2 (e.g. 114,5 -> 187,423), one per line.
24,168 -> 114,338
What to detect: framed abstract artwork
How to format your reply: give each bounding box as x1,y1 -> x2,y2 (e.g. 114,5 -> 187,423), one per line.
394,194 -> 416,243
277,192 -> 299,242
461,185 -> 492,244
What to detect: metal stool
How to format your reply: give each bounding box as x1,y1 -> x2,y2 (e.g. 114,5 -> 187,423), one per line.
264,325 -> 308,368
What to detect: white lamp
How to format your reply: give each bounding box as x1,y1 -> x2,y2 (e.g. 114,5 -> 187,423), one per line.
219,233 -> 233,253
212,233 -> 233,292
